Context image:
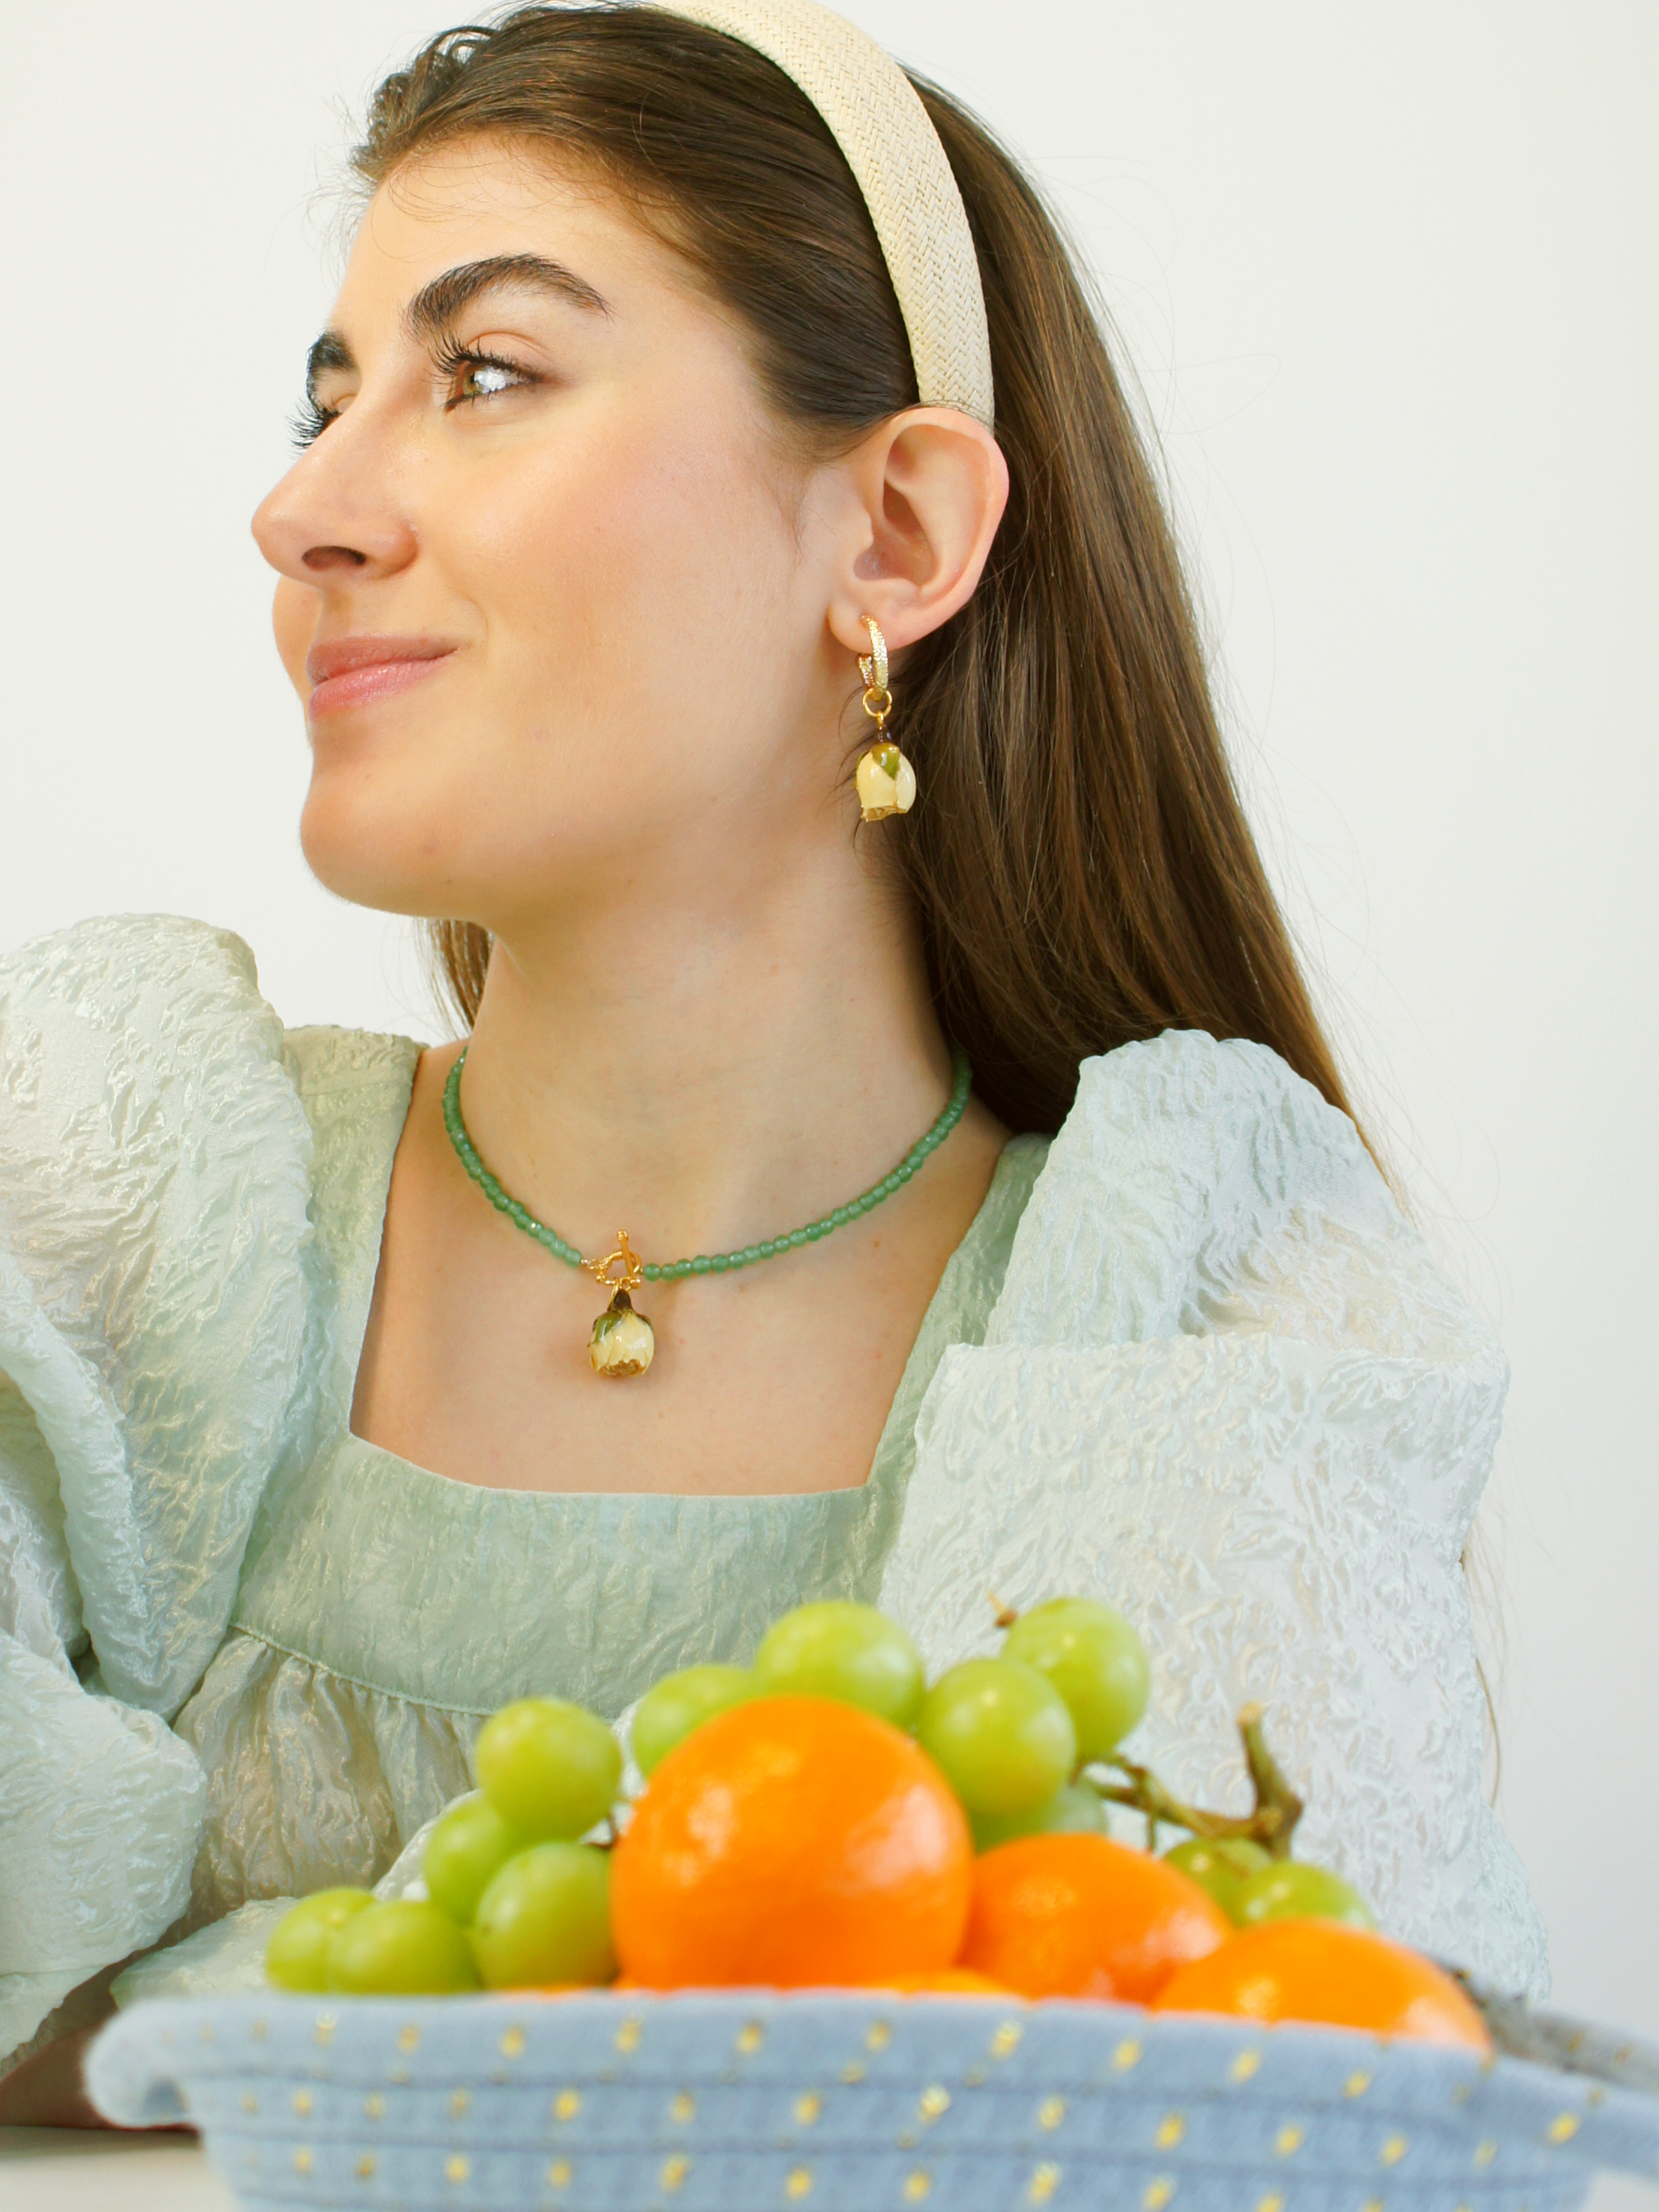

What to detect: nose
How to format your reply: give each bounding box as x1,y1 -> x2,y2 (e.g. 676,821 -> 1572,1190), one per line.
251,412 -> 419,587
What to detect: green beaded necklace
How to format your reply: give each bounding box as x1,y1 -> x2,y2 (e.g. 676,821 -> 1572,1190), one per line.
442,1045 -> 972,1378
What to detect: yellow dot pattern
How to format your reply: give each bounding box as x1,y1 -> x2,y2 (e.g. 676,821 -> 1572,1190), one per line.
1113,2038 -> 1142,2071
793,2094 -> 822,2126
1345,2070 -> 1372,2098
660,2154 -> 690,2192
918,2085 -> 951,2124
672,2092 -> 698,2124
1155,2114 -> 1186,2150
785,2166 -> 814,2199
904,2173 -> 932,2202
615,2018 -> 643,2055
355,2154 -> 376,2181
240,2093 -> 258,2115
866,2022 -> 893,2052
450,2088 -> 471,2118
397,2024 -> 421,2054
554,2090 -> 581,2122
1143,2179 -> 1175,2210
1274,2125 -> 1305,2158
364,2093 -> 385,2121
1548,2113 -> 1582,2144
1256,2195 -> 1285,2212
499,2025 -> 526,2058
1027,2163 -> 1062,2206
292,2090 -> 313,2118
1380,2133 -> 1409,2167
1038,2097 -> 1067,2133
1229,2050 -> 1262,2082
547,2158 -> 572,2189
992,2023 -> 1023,2058
445,2153 -> 470,2184
292,2148 -> 313,2176
1474,2139 -> 1498,2169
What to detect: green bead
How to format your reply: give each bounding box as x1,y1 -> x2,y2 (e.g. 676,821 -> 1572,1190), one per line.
711,1255 -> 729,1273
804,1223 -> 823,1240
743,1246 -> 761,1264
789,1229 -> 807,1247
692,1256 -> 711,1274
831,1208 -> 849,1226
642,1265 -> 660,1282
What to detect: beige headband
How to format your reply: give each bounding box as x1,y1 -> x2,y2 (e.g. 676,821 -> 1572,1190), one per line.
654,0 -> 996,429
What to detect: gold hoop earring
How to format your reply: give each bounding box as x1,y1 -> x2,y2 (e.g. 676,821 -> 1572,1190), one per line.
854,615 -> 918,822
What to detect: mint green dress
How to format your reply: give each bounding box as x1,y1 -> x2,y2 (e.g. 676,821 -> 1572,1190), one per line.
177,1021 -> 1047,1932
0,914 -> 1549,2068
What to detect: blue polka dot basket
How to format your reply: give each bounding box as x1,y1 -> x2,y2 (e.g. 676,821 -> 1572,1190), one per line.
86,1989 -> 1659,2212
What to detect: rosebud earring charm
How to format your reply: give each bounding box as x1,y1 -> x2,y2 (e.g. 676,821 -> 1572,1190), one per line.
853,615 -> 918,822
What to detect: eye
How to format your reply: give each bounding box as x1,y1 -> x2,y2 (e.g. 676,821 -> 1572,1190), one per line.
289,395 -> 338,452
435,340 -> 539,412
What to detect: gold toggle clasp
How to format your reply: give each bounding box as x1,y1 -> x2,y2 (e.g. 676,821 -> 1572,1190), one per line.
584,1229 -> 645,1294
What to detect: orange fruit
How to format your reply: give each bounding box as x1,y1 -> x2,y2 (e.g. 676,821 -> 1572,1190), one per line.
875,1968 -> 1011,1996
960,1833 -> 1230,2001
610,1696 -> 973,1988
1152,1920 -> 1491,2049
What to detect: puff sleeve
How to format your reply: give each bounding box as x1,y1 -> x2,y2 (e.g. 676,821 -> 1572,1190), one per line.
879,1031 -> 1549,1997
0,915 -> 318,2064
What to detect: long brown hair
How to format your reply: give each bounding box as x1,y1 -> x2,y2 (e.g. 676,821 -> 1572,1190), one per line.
354,4 -> 1362,1142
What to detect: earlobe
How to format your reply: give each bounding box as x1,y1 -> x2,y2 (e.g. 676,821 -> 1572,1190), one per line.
827,407 -> 1009,658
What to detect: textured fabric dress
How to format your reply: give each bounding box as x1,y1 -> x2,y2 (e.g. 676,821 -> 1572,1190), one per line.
0,914 -> 1548,2069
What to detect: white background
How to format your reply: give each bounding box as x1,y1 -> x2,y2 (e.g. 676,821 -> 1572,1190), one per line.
1,0 -> 1653,2129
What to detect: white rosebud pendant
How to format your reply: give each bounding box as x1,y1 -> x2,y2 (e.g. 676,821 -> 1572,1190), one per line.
856,741 -> 918,823
588,1288 -> 656,1378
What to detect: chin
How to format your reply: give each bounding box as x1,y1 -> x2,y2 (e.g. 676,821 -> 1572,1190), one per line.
298,777 -> 451,920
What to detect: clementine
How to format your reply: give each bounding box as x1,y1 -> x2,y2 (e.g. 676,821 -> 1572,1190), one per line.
875,1968 -> 1011,1996
610,1695 -> 973,1987
1152,1919 -> 1491,2049
960,1833 -> 1230,2001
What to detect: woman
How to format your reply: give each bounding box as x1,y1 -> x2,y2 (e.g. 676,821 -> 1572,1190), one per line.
0,0 -> 1546,2121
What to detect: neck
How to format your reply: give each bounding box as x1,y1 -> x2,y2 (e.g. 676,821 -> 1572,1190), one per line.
453,836 -> 957,1265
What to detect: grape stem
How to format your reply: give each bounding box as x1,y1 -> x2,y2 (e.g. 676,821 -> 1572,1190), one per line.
1081,1703 -> 1305,1860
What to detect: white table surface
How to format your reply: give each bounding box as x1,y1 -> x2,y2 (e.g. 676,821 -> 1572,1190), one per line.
3,2127 -> 1655,2211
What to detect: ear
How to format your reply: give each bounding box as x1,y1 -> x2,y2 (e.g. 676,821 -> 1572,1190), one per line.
823,409 -> 1010,660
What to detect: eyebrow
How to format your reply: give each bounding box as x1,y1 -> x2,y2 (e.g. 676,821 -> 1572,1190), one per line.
304,253 -> 610,398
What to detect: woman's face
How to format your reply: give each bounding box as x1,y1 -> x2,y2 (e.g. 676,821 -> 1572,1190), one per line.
254,138 -> 861,938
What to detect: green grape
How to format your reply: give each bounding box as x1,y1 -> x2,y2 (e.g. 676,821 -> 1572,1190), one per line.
751,1602 -> 925,1730
1162,1836 -> 1272,1920
916,1657 -> 1077,1818
325,1899 -> 481,1995
265,1888 -> 374,1992
473,1697 -> 621,1840
632,1665 -> 753,1777
971,1779 -> 1104,1854
1233,1860 -> 1376,1930
471,1842 -> 617,1990
1001,1597 -> 1151,1762
422,1795 -> 527,1925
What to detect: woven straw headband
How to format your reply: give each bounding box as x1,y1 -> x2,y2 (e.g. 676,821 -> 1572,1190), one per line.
652,0 -> 995,429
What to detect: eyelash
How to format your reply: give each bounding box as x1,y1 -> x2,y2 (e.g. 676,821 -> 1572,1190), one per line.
289,340 -> 540,450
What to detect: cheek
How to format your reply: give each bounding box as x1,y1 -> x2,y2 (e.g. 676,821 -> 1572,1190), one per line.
468,416 -> 798,756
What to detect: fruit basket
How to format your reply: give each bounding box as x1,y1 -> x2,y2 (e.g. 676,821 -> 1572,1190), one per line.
86,1986 -> 1659,2212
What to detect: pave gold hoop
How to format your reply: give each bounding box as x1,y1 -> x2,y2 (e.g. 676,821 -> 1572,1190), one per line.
854,617 -> 918,823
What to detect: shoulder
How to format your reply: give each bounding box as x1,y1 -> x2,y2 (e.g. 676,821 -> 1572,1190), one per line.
991,1028 -> 1496,1370
0,914 -> 418,1711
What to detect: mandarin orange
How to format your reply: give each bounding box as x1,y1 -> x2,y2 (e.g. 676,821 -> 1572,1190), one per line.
610,1695 -> 973,1988
1152,1918 -> 1491,2049
960,1832 -> 1230,2001
874,1968 -> 1011,1996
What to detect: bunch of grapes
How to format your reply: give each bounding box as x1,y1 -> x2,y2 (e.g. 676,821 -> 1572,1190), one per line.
265,1594 -> 1369,1998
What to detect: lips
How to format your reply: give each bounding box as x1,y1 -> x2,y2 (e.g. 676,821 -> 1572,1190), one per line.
305,636 -> 457,717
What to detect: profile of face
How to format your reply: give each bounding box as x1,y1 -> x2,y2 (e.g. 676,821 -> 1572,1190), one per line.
252,138 -> 1005,945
